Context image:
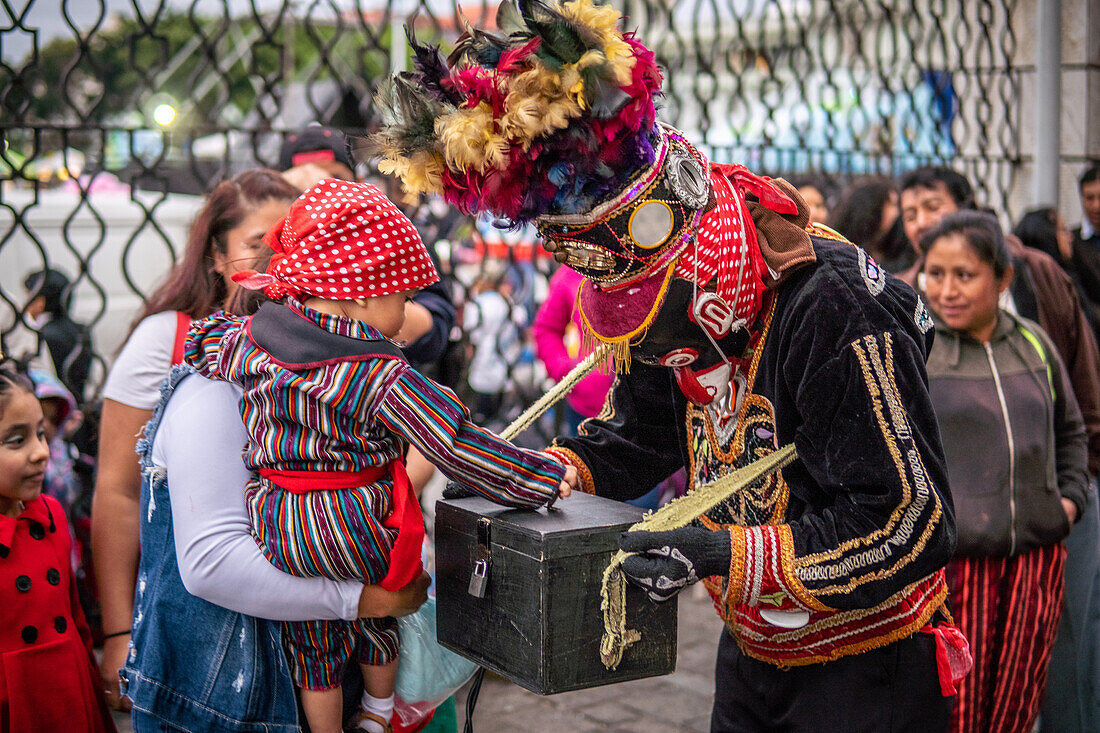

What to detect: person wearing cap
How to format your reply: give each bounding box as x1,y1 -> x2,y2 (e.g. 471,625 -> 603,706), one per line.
374,2 -> 964,730
279,125 -> 357,186
184,178 -> 574,733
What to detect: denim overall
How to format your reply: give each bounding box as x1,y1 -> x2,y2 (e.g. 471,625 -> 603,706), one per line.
120,367 -> 301,732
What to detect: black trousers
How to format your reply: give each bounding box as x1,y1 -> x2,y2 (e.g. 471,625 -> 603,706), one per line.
711,627 -> 952,733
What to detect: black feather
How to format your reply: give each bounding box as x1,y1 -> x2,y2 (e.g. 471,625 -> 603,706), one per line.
518,0 -> 587,65
495,0 -> 528,40
405,26 -> 462,107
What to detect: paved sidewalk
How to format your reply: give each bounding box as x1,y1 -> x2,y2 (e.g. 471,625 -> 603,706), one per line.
112,586 -> 722,732
455,585 -> 723,733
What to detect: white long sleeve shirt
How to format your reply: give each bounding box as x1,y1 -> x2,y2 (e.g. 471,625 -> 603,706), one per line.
150,373 -> 362,621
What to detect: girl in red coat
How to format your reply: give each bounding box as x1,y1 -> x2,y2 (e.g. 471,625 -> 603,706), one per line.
0,359 -> 115,733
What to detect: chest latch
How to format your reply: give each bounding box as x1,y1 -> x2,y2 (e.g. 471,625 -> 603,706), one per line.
467,517 -> 492,599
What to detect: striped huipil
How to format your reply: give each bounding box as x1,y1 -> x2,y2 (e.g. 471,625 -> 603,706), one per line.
184,297 -> 563,689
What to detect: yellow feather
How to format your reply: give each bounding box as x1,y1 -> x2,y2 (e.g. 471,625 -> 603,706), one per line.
539,98 -> 578,134
573,49 -> 605,72
500,96 -> 547,143
604,39 -> 635,85
437,102 -> 511,172
377,151 -> 445,197
561,0 -> 622,44
406,151 -> 446,193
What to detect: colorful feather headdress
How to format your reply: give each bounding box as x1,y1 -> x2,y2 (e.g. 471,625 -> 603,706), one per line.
371,0 -> 663,224
373,0 -> 799,374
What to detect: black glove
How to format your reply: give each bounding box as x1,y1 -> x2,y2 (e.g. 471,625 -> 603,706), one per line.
442,481 -> 474,500
618,527 -> 732,602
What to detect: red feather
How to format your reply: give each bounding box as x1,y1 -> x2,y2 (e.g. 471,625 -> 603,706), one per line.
497,37 -> 542,74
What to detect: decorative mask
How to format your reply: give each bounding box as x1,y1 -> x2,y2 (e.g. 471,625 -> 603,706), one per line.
536,126 -> 713,289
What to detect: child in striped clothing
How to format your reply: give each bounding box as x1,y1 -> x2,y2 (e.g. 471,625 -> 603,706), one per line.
184,179 -> 576,733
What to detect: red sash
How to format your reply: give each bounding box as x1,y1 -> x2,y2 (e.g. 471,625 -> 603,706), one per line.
258,462 -> 425,592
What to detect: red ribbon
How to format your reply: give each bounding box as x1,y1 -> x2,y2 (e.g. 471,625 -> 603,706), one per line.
920,623 -> 973,697
713,162 -> 800,216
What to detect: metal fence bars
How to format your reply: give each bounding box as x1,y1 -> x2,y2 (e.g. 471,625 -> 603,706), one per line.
2,0 -> 1022,442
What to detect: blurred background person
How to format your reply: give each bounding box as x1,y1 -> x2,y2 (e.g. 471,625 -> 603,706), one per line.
920,211 -> 1089,733
828,177 -> 912,273
21,268 -> 93,401
1014,207 -> 1100,339
1070,163 -> 1100,327
91,168 -> 300,711
788,174 -> 834,224
29,370 -> 82,524
531,264 -> 613,436
463,265 -> 524,430
278,123 -> 357,185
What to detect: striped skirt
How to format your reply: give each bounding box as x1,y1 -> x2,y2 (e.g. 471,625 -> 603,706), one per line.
947,544 -> 1066,733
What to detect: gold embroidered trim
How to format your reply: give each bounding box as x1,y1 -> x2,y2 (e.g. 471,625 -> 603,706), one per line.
730,583 -> 949,668
727,526 -> 747,608
793,334 -> 943,597
544,446 -> 596,494
775,524 -> 831,613
805,222 -> 850,244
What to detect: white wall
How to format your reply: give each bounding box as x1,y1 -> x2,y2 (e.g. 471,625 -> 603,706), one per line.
0,187 -> 203,389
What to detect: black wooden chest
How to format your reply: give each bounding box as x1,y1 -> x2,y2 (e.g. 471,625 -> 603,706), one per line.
434,492 -> 678,695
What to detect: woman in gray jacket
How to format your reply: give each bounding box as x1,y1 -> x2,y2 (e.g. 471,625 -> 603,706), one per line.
920,210 -> 1090,733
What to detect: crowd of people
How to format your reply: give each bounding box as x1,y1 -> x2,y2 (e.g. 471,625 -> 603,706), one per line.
2,16 -> 1100,727
3,120 -> 1100,733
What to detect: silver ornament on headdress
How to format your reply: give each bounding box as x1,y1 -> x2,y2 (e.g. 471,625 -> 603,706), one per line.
665,145 -> 710,210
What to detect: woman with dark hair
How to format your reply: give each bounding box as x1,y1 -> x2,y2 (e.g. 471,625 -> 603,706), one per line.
91,168 -> 300,710
1014,207 -> 1072,264
828,178 -> 912,273
920,210 -> 1089,733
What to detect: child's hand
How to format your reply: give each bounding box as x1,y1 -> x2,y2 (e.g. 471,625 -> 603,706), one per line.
557,465 -> 578,499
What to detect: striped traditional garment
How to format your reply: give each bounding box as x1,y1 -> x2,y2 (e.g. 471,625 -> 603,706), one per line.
185,297 -> 562,510
185,296 -> 566,692
946,545 -> 1066,733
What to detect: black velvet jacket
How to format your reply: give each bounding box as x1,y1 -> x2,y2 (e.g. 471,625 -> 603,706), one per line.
554,235 -> 957,613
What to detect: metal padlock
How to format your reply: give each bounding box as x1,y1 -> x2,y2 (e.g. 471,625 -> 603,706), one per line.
468,558 -> 490,598
467,517 -> 492,598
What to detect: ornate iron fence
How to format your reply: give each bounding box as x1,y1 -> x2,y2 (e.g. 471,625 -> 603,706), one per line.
1,0 -> 1021,439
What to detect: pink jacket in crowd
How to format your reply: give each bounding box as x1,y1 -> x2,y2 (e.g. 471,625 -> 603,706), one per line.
532,266 -> 614,419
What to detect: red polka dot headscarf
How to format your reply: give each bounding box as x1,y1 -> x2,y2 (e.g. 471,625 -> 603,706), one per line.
233,179 -> 439,301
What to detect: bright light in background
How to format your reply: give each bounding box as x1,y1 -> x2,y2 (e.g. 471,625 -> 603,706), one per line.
153,104 -> 177,127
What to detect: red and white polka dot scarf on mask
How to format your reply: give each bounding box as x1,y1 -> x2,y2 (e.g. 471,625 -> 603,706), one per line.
233,179 -> 439,301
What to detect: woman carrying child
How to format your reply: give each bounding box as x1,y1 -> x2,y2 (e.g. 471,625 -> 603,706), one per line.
185,179 -> 576,733
919,210 -> 1090,733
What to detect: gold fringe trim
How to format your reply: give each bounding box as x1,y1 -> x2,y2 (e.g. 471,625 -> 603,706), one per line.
732,582 -> 950,668
599,443 -> 799,669
577,262 -> 677,375
776,524 -> 832,613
